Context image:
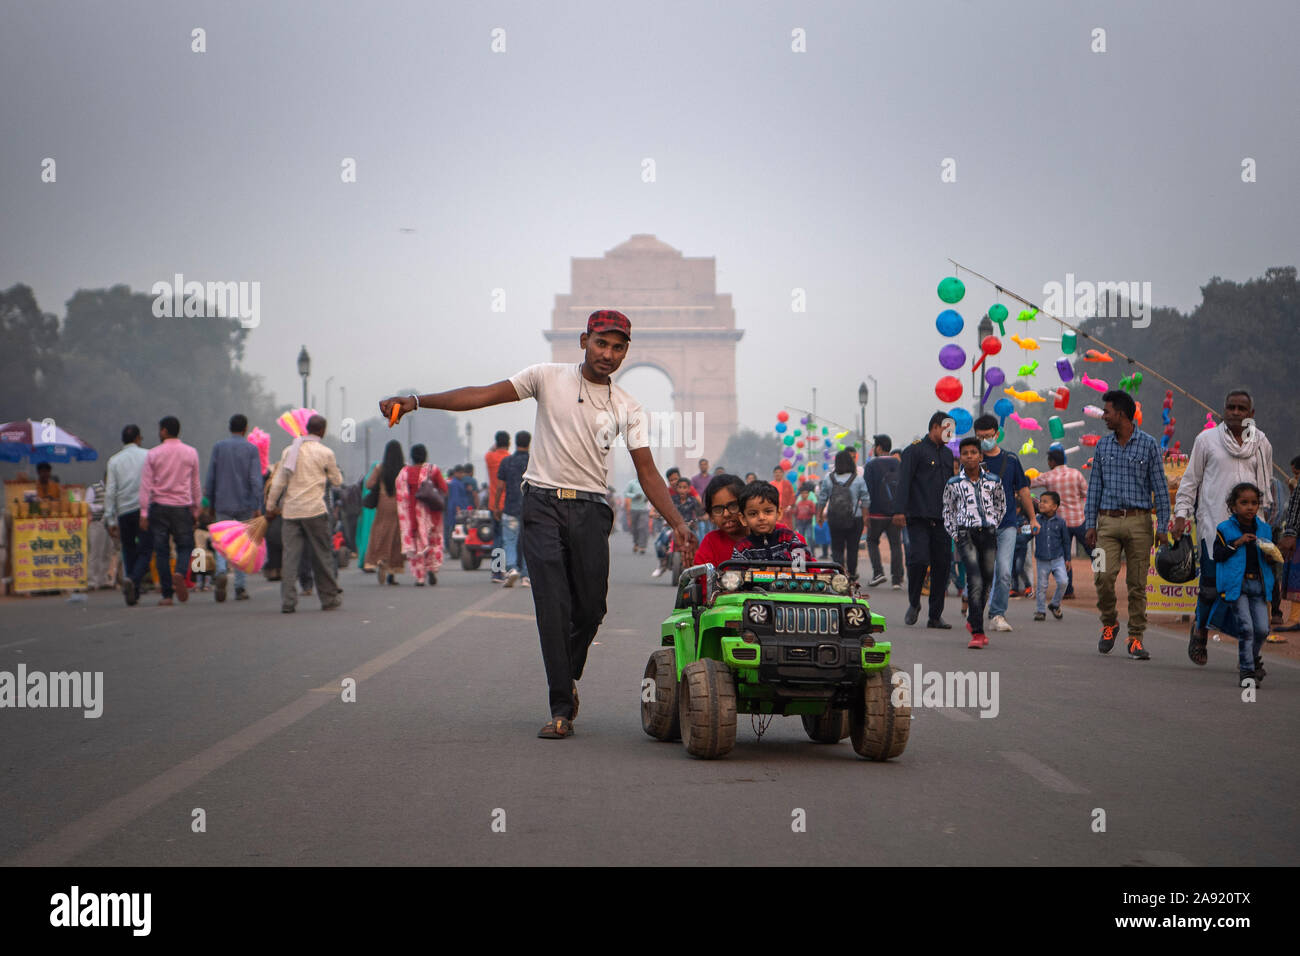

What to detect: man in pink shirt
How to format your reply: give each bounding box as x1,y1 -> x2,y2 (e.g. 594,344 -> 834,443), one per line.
139,415 -> 202,606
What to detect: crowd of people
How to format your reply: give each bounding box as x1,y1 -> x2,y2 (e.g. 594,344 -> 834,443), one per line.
609,387 -> 1298,687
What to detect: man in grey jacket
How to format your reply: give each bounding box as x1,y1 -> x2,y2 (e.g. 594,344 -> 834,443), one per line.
206,414 -> 264,602
1172,389 -> 1275,666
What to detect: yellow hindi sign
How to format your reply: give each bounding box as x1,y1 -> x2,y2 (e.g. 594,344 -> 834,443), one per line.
1145,515 -> 1197,616
12,516 -> 89,593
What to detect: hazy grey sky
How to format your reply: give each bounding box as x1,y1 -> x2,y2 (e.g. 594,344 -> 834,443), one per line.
4,0 -> 1297,466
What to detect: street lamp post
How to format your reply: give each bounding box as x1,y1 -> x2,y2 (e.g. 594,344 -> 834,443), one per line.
858,382 -> 869,452
866,374 -> 879,438
325,376 -> 335,422
339,386 -> 347,421
297,346 -> 311,409
465,421 -> 473,463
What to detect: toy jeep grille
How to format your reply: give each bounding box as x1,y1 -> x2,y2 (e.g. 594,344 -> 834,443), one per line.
772,604 -> 839,636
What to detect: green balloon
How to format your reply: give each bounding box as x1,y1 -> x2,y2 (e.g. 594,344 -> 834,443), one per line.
938,277 -> 965,304
988,303 -> 1008,322
821,426 -> 829,435
793,428 -> 802,436
783,435 -> 795,446
836,443 -> 846,450
797,465 -> 805,472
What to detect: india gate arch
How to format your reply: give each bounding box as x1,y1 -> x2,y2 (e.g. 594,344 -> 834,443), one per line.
543,235 -> 743,472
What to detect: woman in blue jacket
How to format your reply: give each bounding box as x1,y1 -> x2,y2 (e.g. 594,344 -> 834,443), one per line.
1212,482 -> 1275,687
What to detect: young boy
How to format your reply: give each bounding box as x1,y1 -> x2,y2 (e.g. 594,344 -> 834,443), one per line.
735,481 -> 807,561
942,437 -> 1007,648
793,483 -> 817,543
1033,490 -> 1072,621
653,476 -> 703,577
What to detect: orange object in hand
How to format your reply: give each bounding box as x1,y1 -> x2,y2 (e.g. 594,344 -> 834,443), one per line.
388,402 -> 402,428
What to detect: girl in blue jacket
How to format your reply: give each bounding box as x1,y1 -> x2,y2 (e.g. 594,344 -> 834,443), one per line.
1212,482 -> 1274,687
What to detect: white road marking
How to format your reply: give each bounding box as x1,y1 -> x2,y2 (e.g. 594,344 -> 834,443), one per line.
1000,750 -> 1088,793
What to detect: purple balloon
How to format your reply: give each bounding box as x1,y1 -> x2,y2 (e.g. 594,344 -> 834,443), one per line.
800,416 -> 809,425
782,447 -> 794,458
946,440 -> 961,455
985,366 -> 1005,387
938,344 -> 967,370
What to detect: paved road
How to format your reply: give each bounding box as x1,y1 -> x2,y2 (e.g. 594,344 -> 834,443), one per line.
2,533 -> 1297,866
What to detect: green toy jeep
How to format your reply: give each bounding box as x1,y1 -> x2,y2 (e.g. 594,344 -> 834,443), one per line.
641,559 -> 911,760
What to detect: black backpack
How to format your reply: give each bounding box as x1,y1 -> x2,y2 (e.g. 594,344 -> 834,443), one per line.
877,462 -> 900,514
827,475 -> 858,530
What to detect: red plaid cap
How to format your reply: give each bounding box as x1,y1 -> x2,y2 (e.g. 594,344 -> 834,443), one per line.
586,309 -> 631,339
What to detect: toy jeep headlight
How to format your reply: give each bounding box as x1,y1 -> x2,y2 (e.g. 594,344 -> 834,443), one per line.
830,573 -> 850,594
720,570 -> 743,592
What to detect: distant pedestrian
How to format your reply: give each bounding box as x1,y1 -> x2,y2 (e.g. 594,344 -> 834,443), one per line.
397,443 -> 449,586
624,474 -> 650,553
1029,447 -> 1089,598
863,435 -> 904,588
205,413 -> 263,603
1032,491 -> 1071,621
486,431 -> 512,583
365,440 -> 406,585
102,430 -> 151,606
1212,483 -> 1275,686
265,414 -> 344,612
1084,390 -> 1171,660
818,450 -> 870,583
138,416 -> 201,606
942,436 -> 1006,647
973,413 -> 1038,633
895,412 -> 958,629
1172,389 -> 1275,667
84,471 -> 114,589
494,431 -> 532,587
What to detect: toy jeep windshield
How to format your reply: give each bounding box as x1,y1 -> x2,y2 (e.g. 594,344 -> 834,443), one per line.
641,558 -> 911,760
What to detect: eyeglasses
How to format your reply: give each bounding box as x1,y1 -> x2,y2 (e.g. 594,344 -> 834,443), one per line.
709,502 -> 742,517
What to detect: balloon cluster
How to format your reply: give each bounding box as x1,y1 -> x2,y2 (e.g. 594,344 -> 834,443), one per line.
934,277 -> 966,405
773,410 -> 828,483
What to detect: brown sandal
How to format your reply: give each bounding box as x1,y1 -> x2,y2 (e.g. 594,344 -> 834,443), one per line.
537,717 -> 574,739
1188,623 -> 1208,666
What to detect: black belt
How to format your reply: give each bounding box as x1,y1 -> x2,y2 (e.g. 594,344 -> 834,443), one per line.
524,483 -> 607,504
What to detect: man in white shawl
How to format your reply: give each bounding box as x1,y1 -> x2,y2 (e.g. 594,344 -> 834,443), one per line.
1173,389 -> 1275,665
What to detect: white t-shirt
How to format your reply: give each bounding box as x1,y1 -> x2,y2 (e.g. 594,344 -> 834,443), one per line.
509,363 -> 650,494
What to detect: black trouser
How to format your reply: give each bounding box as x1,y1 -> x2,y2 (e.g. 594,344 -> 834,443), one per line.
522,488 -> 614,719
905,517 -> 951,621
829,517 -> 864,578
149,504 -> 194,599
117,510 -> 153,588
1062,522 -> 1089,595
956,528 -> 998,633
281,513 -> 341,609
866,516 -> 903,584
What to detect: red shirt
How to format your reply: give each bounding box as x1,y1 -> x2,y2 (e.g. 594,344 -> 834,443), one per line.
485,446 -> 510,509
696,529 -> 747,566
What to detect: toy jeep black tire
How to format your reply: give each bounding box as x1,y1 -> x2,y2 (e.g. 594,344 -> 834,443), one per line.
801,709 -> 850,743
849,666 -> 911,761
641,649 -> 681,741
679,658 -> 737,759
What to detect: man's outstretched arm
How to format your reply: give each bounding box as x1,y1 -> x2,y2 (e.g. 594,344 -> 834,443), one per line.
380,381 -> 520,421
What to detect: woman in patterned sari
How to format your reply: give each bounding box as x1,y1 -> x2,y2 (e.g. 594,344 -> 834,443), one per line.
396,444 -> 449,586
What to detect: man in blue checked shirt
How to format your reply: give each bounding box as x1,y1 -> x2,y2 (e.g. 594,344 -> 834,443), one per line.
1084,390 -> 1171,660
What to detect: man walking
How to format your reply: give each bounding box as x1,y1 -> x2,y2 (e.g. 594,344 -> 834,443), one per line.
1030,447 -> 1089,598
1084,390 -> 1171,660
863,434 -> 904,588
139,416 -> 201,606
1172,389 -> 1275,665
973,413 -> 1038,632
486,431 -> 512,583
493,430 -> 531,587
894,412 -> 958,629
105,425 -> 151,605
265,415 -> 344,613
625,474 -> 650,553
381,309 -> 697,740
205,414 -> 264,602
